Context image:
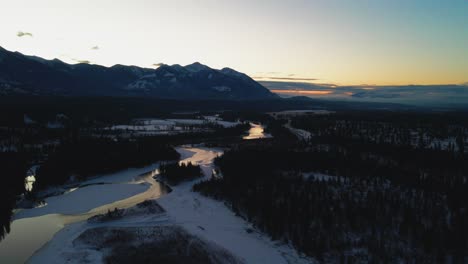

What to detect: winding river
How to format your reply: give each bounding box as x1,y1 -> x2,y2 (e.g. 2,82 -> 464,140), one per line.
0,168 -> 169,263
1,124 -> 270,263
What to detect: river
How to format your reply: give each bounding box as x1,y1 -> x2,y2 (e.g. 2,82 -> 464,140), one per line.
0,123 -> 270,263
0,167 -> 169,264
243,123 -> 272,140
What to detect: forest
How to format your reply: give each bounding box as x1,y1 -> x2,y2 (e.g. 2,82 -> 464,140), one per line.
159,162 -> 202,185
0,153 -> 28,240
35,137 -> 180,188
0,106 -> 252,242
194,111 -> 468,262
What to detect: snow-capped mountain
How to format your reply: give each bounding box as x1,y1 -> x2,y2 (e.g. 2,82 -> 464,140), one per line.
0,46 -> 276,100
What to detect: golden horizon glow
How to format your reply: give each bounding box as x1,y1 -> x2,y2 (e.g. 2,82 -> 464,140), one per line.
0,0 -> 466,86
271,90 -> 334,95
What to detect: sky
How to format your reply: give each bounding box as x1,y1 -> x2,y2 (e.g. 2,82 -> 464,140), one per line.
0,0 -> 467,86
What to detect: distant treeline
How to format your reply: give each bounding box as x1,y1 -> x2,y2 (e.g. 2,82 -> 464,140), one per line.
0,96 -> 431,127
0,96 -> 322,126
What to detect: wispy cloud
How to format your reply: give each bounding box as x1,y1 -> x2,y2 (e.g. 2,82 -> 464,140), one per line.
17,31 -> 33,37
72,59 -> 91,64
91,46 -> 99,50
254,76 -> 318,82
270,89 -> 333,95
152,63 -> 164,67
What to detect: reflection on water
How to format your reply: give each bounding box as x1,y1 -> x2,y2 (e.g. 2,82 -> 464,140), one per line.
243,123 -> 272,140
0,168 -> 169,264
0,214 -> 64,264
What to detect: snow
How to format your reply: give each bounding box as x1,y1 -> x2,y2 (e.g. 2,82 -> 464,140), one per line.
24,147 -> 312,264
81,164 -> 161,185
285,124 -> 311,140
167,119 -> 206,125
0,163 -> 167,264
15,183 -> 149,219
216,120 -> 241,128
108,118 -> 241,133
156,147 -> 313,264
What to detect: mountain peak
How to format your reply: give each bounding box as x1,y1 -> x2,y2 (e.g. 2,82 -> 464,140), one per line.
0,46 -> 276,99
221,67 -> 246,78
185,62 -> 211,72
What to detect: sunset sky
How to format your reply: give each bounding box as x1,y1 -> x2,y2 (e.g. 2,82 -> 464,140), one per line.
1,0 -> 466,86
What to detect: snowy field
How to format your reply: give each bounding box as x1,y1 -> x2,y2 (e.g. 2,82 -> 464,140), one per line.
107,117 -> 241,133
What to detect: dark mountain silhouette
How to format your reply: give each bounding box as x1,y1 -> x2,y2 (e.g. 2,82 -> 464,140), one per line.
0,46 -> 276,100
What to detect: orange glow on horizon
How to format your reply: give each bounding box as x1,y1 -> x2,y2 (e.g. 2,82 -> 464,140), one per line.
271,89 -> 334,95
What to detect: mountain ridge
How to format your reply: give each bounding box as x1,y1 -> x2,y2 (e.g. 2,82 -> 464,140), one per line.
0,47 -> 276,100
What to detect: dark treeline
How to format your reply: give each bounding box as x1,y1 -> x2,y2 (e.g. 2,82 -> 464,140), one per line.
0,153 -> 28,240
159,162 -> 202,185
291,111 -> 468,153
194,112 -> 468,262
0,96 -> 425,126
36,137 -> 179,188
0,96 -> 311,126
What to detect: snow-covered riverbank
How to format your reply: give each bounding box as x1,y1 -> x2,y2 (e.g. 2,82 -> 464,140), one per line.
0,163 -> 167,264
26,146 -> 313,263
157,147 -> 312,264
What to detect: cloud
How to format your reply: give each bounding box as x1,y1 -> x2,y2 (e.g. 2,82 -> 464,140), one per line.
17,31 -> 33,37
152,63 -> 164,67
261,80 -> 468,107
91,46 -> 99,50
72,59 -> 91,64
254,76 -> 318,82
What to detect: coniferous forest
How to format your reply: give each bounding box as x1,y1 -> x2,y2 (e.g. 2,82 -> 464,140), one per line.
194,111 -> 468,262
159,162 -> 202,185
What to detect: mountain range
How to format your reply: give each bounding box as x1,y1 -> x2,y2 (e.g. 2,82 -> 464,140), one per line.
0,46 -> 276,100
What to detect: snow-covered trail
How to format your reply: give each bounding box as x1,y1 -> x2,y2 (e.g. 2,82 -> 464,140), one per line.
158,146 -> 312,264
